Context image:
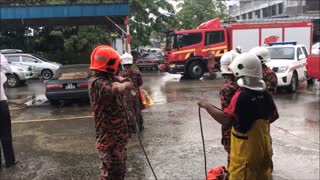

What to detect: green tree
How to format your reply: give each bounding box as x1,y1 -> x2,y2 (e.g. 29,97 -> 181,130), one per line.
129,0 -> 175,49
175,0 -> 227,29
1,0 -> 178,63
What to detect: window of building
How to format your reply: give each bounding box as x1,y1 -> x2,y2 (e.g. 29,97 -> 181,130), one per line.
236,16 -> 240,20
177,33 -> 202,48
205,31 -> 225,46
248,12 -> 253,19
263,7 -> 269,17
242,14 -> 246,20
255,10 -> 261,18
6,56 -> 20,63
305,0 -> 320,11
278,3 -> 283,14
271,5 -> 277,16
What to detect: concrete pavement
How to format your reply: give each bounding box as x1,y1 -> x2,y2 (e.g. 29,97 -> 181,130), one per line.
1,72 -> 319,179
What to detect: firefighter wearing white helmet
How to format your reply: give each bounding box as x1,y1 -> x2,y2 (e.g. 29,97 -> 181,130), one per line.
120,53 -> 144,132
121,52 -> 133,65
220,51 -> 239,75
229,52 -> 266,91
227,52 -> 279,179
219,50 -> 240,167
198,52 -> 279,180
249,46 -> 270,63
250,46 -> 278,94
249,46 -> 277,172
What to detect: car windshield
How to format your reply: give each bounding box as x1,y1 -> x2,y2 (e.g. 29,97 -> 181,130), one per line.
141,53 -> 156,59
52,64 -> 92,80
269,47 -> 295,60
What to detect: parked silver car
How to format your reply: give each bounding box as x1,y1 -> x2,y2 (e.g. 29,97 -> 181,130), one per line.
5,64 -> 34,88
3,53 -> 61,80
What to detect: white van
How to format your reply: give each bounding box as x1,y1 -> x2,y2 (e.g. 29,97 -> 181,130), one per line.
266,42 -> 309,93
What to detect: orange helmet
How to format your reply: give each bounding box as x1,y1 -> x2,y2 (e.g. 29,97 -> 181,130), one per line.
90,45 -> 121,74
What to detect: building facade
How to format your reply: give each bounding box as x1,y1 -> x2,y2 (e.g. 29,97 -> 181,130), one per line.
228,0 -> 320,41
229,0 -> 319,20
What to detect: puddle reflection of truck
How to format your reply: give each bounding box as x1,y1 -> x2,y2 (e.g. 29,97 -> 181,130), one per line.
163,18 -> 313,79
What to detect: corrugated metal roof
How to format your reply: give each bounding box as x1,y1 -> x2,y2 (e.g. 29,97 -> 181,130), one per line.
0,4 -> 128,20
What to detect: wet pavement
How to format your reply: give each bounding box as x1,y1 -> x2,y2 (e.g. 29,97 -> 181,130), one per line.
1,72 -> 319,180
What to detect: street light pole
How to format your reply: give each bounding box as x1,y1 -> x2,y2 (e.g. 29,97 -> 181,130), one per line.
126,16 -> 131,53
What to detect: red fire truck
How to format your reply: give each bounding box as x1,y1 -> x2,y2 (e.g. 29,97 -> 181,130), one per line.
163,18 -> 313,79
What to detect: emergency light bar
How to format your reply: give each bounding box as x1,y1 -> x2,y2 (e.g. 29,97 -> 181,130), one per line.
268,42 -> 297,46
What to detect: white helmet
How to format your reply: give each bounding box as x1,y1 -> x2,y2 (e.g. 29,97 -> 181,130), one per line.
249,46 -> 270,63
229,52 -> 262,78
220,50 -> 239,75
121,52 -> 133,65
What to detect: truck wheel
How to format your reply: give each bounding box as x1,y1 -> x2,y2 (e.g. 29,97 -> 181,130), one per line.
187,61 -> 204,79
287,73 -> 298,93
307,78 -> 315,85
6,74 -> 21,88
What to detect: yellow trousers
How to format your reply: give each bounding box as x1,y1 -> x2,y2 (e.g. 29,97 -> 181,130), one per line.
229,119 -> 272,180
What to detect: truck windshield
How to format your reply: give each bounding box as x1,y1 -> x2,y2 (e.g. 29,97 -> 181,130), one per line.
269,47 -> 295,60
165,34 -> 176,51
177,33 -> 202,48
166,33 -> 202,50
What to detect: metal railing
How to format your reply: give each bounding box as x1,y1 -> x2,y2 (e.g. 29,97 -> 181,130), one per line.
234,15 -> 319,24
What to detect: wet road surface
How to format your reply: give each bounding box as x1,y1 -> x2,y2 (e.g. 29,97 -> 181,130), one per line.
1,72 -> 319,180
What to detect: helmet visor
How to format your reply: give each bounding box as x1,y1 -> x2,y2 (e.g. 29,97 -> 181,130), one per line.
237,77 -> 266,92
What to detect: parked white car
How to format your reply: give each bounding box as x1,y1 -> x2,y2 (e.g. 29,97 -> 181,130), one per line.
266,43 -> 309,93
6,64 -> 34,88
4,53 -> 61,80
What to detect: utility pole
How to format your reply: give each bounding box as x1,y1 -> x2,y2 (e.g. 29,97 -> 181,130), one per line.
125,16 -> 131,53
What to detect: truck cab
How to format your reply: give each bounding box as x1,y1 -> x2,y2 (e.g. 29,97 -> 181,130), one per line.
164,18 -> 228,79
266,42 -> 309,92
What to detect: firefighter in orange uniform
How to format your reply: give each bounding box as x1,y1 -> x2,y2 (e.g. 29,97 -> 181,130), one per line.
120,53 -> 144,132
207,51 -> 216,77
88,45 -> 132,180
250,46 -> 278,94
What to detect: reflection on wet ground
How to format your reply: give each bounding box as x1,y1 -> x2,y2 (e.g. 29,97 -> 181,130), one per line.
2,72 -> 320,179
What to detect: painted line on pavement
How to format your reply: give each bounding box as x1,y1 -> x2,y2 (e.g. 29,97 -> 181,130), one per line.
12,115 -> 93,124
